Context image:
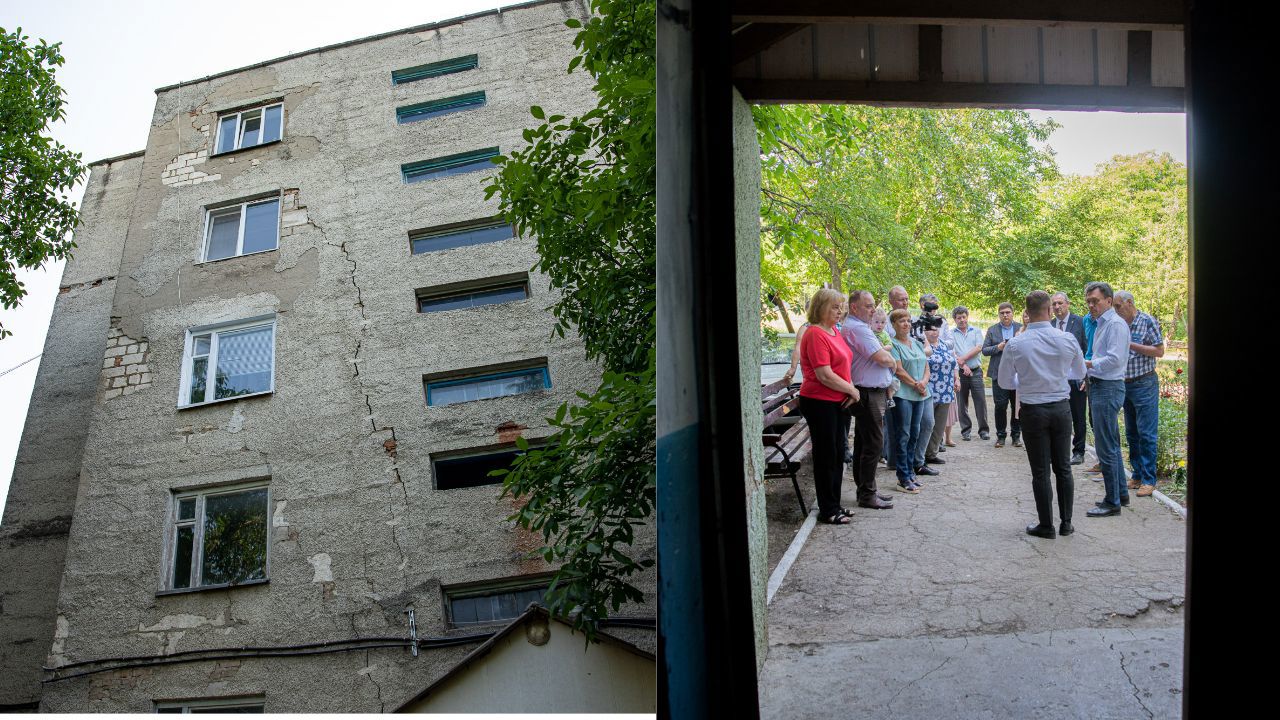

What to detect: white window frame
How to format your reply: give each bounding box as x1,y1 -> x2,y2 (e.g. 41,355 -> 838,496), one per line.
162,481 -> 271,593
155,695 -> 266,713
215,102 -> 283,153
177,316 -> 277,409
200,196 -> 281,263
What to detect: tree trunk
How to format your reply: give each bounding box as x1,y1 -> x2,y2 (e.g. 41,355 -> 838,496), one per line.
770,294 -> 796,333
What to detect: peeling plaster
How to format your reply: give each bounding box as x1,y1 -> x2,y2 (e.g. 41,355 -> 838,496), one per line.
308,553 -> 334,583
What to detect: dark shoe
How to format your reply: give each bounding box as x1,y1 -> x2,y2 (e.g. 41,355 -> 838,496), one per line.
925,456 -> 945,465
994,440 -> 1004,448
877,493 -> 894,502
979,432 -> 990,440
938,446 -> 947,452
1086,504 -> 1121,517
1095,497 -> 1131,507
916,465 -> 940,476
844,449 -> 855,463
1026,523 -> 1056,539
1070,453 -> 1084,465
819,512 -> 853,525
839,507 -> 854,518
962,434 -> 972,441
895,482 -> 920,495
858,498 -> 894,509
1059,522 -> 1075,536
1011,437 -> 1023,447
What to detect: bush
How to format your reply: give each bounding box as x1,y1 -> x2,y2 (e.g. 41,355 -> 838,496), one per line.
1155,396 -> 1186,477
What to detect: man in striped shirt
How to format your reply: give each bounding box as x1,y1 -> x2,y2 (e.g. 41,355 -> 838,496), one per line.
1114,291 -> 1165,498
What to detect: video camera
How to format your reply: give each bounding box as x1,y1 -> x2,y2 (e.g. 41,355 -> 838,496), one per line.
912,300 -> 945,333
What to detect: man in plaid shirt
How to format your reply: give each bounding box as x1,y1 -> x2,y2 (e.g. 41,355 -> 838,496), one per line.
1114,291 -> 1165,497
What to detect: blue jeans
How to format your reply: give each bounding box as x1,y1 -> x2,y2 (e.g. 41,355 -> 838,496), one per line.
915,395 -> 935,468
888,397 -> 926,483
1123,373 -> 1160,485
1089,378 -> 1128,507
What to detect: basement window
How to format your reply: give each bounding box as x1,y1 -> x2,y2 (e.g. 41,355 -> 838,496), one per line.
444,579 -> 550,627
432,447 -> 523,490
215,103 -> 282,154
417,275 -> 530,313
202,197 -> 280,262
391,54 -> 478,84
425,365 -> 550,407
410,218 -> 514,255
179,317 -> 275,408
165,484 -> 269,592
397,91 -> 486,123
401,147 -> 500,183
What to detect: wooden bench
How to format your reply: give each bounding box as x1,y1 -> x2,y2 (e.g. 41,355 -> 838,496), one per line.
762,377 -> 812,516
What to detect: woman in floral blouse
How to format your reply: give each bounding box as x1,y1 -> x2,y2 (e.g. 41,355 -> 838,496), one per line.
923,325 -> 960,463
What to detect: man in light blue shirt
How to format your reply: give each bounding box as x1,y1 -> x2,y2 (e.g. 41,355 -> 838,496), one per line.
1083,281 -> 1131,516
999,291 -> 1086,538
840,290 -> 898,510
950,306 -> 988,440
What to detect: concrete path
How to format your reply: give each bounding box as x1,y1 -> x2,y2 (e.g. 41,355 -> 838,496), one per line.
759,402 -> 1186,719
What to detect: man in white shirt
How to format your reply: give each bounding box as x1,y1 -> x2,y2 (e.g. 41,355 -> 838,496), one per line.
999,291 -> 1086,538
1082,281 -> 1131,517
950,306 -> 988,441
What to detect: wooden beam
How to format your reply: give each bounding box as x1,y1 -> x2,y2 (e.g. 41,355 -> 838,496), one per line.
734,78 -> 1184,111
731,1 -> 1184,29
732,23 -> 811,65
918,25 -> 943,83
1127,30 -> 1153,86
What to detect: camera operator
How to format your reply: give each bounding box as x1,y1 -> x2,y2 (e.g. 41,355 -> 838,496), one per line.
911,294 -> 946,476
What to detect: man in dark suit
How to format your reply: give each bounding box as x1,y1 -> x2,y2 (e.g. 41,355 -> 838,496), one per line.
1050,292 -> 1089,464
982,302 -> 1022,448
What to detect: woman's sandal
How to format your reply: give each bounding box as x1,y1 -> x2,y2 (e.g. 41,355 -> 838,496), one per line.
820,512 -> 852,525
839,507 -> 855,518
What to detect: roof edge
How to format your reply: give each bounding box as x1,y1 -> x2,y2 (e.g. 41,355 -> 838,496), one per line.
392,605 -> 655,712
88,150 -> 146,167
153,0 -> 578,94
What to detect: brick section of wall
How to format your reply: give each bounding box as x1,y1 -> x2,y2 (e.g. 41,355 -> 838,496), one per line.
88,668 -> 154,701
161,137 -> 221,187
101,322 -> 152,400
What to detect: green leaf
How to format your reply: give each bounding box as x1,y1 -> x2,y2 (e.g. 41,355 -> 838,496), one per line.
530,105 -> 545,120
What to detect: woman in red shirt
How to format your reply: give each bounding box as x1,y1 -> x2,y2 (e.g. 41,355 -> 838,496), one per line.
798,288 -> 862,524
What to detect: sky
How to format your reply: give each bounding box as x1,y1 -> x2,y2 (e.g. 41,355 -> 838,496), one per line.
0,3 -> 1188,516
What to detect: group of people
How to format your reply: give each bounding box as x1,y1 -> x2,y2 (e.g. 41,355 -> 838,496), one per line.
786,282 -> 1166,537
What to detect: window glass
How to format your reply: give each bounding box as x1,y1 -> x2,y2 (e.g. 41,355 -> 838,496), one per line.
240,110 -> 261,147
213,326 -> 274,399
411,222 -> 513,255
217,116 -> 238,154
241,200 -> 279,254
173,526 -> 194,589
396,92 -> 486,124
428,368 -> 548,406
262,106 -> 282,143
402,148 -> 499,184
206,210 -> 241,261
200,489 -> 268,586
418,283 -> 528,313
391,54 -> 478,84
447,585 -> 548,626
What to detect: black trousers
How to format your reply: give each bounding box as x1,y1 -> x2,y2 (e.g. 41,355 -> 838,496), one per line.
850,387 -> 887,504
1068,379 -> 1087,456
991,377 -> 1021,440
1020,399 -> 1074,526
799,396 -> 847,518
957,366 -> 989,436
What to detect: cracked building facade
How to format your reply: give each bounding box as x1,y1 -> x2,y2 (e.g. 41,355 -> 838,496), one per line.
0,0 -> 654,712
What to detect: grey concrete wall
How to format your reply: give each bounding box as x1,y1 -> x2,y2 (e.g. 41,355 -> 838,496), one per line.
16,1 -> 654,711
0,154 -> 142,709
732,89 -> 769,670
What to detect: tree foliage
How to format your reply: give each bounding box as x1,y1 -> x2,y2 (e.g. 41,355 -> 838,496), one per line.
1,27 -> 86,339
483,0 -> 654,637
757,106 -> 1187,337
756,104 -> 1056,312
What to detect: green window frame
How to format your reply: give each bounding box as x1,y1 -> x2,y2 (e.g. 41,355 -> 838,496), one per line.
402,147 -> 499,183
397,91 -> 486,124
391,54 -> 478,84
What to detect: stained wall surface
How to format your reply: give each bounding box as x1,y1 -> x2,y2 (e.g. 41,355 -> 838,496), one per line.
0,1 -> 655,712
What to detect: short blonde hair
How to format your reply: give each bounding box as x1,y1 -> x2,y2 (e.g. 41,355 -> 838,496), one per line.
871,308 -> 887,321
807,288 -> 845,325
889,308 -> 912,328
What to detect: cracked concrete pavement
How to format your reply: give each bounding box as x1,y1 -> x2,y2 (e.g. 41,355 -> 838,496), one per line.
759,398 -> 1186,718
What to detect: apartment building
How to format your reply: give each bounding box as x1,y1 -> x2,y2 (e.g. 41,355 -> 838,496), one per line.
0,0 -> 654,711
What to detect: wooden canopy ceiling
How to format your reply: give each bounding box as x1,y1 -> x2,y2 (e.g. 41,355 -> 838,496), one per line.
731,1 -> 1185,111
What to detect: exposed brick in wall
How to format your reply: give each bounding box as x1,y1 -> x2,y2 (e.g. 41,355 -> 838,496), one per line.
88,667 -> 153,701
101,321 -> 152,400
160,125 -> 221,187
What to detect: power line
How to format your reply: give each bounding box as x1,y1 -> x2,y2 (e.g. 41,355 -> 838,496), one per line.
0,354 -> 42,379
